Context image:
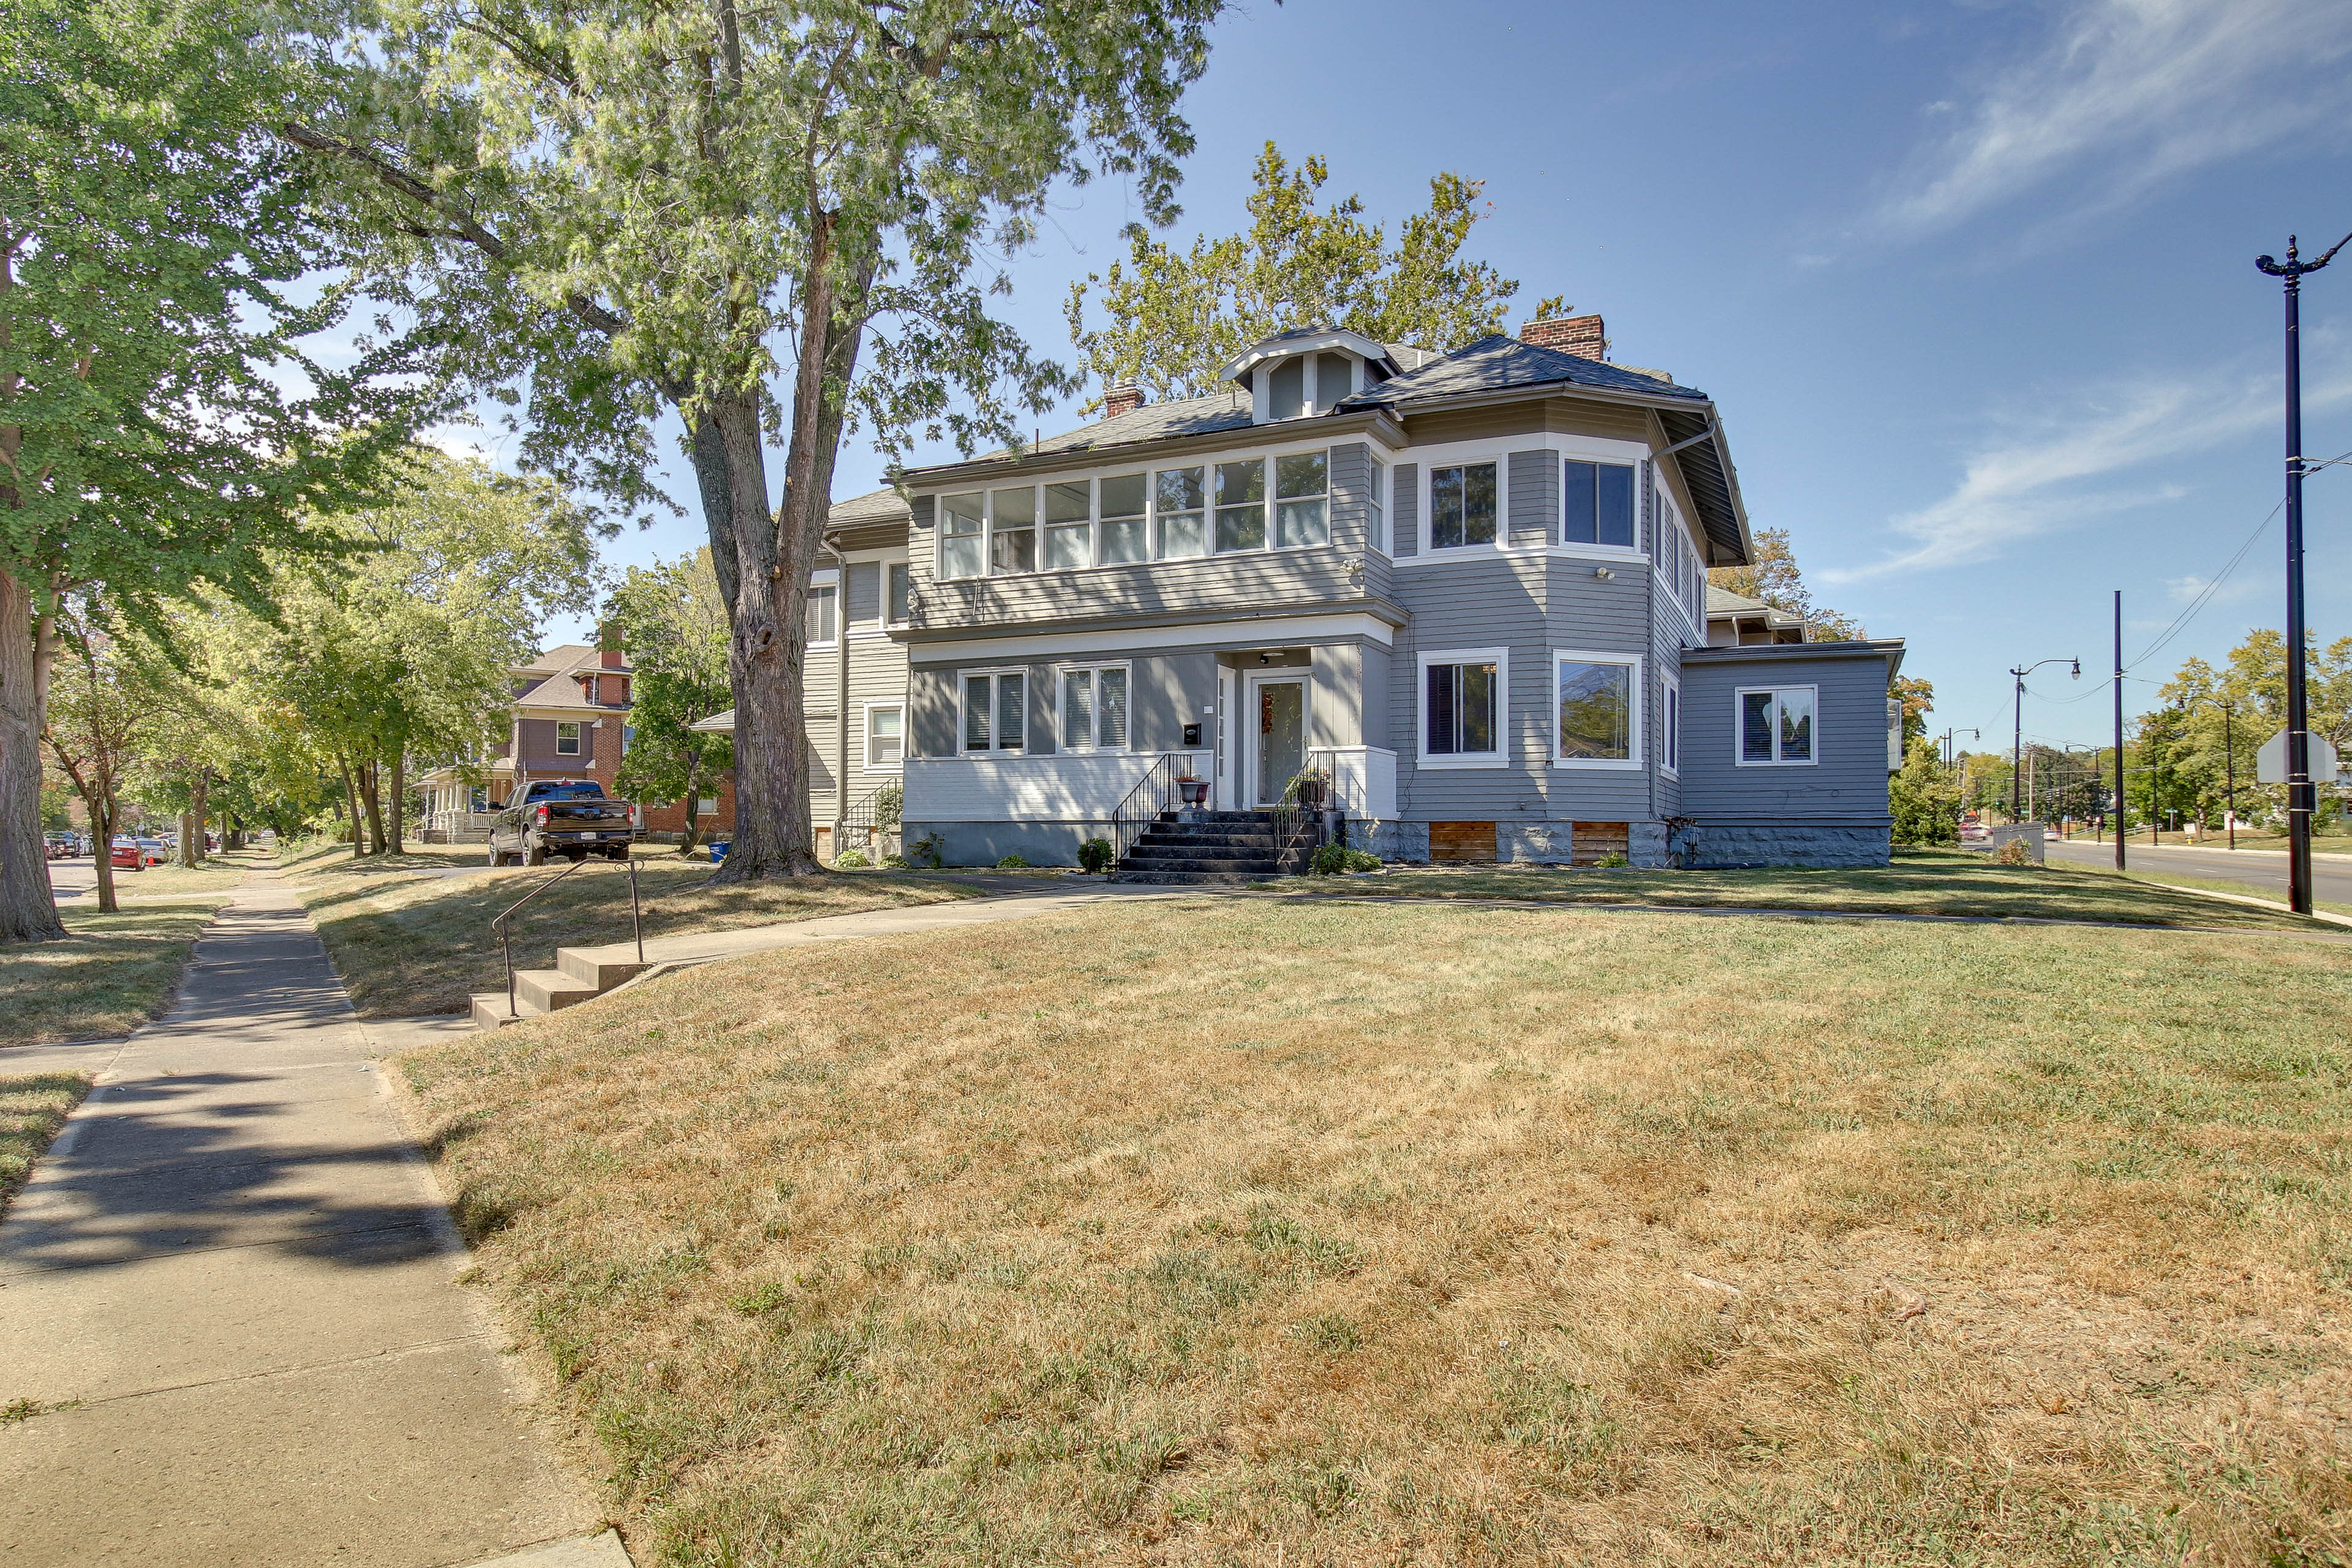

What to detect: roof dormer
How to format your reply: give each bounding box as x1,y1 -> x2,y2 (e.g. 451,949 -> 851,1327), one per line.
1220,326 -> 1398,424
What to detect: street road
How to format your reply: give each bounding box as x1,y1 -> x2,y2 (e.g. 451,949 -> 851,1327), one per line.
2044,837 -> 2352,908
47,856 -> 96,900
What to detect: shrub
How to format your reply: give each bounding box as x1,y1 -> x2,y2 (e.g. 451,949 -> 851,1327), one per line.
880,853 -> 910,869
1309,843 -> 1382,875
1077,838 -> 1115,875
872,782 -> 903,833
1596,851 -> 1629,868
908,832 -> 945,869
995,853 -> 1030,870
1890,739 -> 1962,846
1994,836 -> 2034,866
833,849 -> 870,869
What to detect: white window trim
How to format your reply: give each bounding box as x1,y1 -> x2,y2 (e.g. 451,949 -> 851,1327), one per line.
1251,349 -> 1359,423
956,666 -> 1029,756
1734,684 -> 1822,767
924,434 -> 1343,583
554,720 -> 582,756
1401,434 -> 1652,564
880,558 -> 915,630
1660,674 -> 1681,778
861,700 -> 906,774
1551,649 -> 1645,771
1054,660 -> 1133,753
1415,646 -> 1510,769
804,581 -> 840,650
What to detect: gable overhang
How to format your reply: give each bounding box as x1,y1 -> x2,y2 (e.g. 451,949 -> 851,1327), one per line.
1362,380 -> 1754,568
1219,328 -> 1399,387
1681,638 -> 1905,682
897,407 -> 1410,490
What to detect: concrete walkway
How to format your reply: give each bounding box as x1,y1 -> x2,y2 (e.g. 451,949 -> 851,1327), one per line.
0,876 -> 622,1568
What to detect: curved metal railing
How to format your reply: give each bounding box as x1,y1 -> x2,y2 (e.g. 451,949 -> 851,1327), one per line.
489,855 -> 643,1019
1109,753 -> 1189,870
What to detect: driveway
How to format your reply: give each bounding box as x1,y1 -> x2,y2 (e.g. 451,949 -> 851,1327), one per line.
2044,837 -> 2352,908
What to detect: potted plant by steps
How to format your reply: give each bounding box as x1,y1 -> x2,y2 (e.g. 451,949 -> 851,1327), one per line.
1175,771 -> 1210,807
1284,766 -> 1332,812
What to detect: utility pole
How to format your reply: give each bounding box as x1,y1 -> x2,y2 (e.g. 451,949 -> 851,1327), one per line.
2113,592 -> 2126,870
2187,695 -> 2239,850
2258,230 -> 2350,914
2009,657 -> 2079,824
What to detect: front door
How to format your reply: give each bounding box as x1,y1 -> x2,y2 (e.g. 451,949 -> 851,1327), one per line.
1251,677 -> 1307,807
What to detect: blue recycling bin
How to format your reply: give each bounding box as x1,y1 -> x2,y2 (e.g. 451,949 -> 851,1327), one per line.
707,838 -> 731,862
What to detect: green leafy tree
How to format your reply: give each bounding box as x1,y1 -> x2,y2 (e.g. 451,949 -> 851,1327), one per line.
1707,527 -> 1864,642
231,450 -> 596,856
1888,739 -> 1960,846
0,0 -> 423,940
611,549 -> 734,857
288,0 -> 1222,880
1066,143 -> 1555,403
42,620 -> 154,913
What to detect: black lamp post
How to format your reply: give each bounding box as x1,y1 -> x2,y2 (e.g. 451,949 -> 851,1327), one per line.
2256,230 -> 2351,914
2184,695 -> 2241,851
2009,658 -> 2080,823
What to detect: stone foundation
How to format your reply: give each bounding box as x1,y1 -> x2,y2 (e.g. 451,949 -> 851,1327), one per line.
1687,824 -> 1891,869
1499,821 -> 1572,864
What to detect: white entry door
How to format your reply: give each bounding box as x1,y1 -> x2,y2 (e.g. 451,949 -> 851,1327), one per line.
1246,675 -> 1308,807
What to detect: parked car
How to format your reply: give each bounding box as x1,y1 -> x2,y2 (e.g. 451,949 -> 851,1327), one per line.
45,832 -> 78,860
109,836 -> 145,871
488,778 -> 643,867
135,837 -> 168,867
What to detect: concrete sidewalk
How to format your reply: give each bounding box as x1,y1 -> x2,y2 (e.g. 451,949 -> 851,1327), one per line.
0,876 -> 619,1567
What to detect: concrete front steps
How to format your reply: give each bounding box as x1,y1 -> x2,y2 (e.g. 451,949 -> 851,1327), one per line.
1114,810 -> 1284,885
469,940 -> 688,1029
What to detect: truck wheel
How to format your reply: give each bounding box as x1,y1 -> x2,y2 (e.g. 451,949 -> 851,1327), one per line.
525,843 -> 546,867
605,846 -> 628,862
488,846 -> 505,867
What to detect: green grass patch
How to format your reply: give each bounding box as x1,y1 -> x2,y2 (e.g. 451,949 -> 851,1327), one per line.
1319,846 -> 2318,929
0,900 -> 223,1047
0,1073 -> 91,1218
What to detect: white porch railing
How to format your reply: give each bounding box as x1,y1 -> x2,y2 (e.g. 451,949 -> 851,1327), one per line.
1303,746 -> 1397,819
904,752 -> 1213,823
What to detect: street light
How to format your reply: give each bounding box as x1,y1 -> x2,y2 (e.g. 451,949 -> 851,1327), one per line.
2182,694 -> 2241,851
2256,228 -> 2351,915
2009,658 -> 2081,823
1939,728 -> 1979,767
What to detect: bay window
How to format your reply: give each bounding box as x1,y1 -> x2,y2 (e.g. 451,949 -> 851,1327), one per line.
1430,461 -> 1498,548
1367,459 -> 1386,554
962,671 -> 1026,753
1059,665 -> 1129,751
1421,650 -> 1504,763
1563,460 -> 1637,548
1739,686 -> 1815,764
886,561 -> 911,625
1553,654 -> 1638,766
1662,677 -> 1681,774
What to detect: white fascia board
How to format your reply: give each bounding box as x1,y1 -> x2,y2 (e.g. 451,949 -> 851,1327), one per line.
911,610 -> 1395,666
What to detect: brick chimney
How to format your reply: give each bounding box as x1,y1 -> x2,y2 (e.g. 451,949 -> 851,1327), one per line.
1520,313 -> 1607,361
597,620 -> 624,669
1102,384 -> 1145,418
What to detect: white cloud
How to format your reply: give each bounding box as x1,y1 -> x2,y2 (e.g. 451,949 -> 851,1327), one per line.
1821,366 -> 2352,585
2165,571 -> 2260,605
1877,0 -> 2352,237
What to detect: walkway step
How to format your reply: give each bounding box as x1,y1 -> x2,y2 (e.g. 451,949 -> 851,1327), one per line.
516,967 -> 596,1014
470,990 -> 552,1029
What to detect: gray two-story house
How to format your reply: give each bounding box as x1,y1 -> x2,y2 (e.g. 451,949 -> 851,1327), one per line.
754,311 -> 1902,870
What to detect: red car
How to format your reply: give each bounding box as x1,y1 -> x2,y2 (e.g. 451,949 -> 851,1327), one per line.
108,837 -> 148,871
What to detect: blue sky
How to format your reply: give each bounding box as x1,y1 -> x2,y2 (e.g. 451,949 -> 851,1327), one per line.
497,0 -> 2352,753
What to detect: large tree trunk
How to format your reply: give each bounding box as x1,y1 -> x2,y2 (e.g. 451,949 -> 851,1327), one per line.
677,748 -> 704,858
338,756 -> 362,849
0,567 -> 63,941
176,808 -> 197,868
704,228 -> 877,884
190,772 -> 207,862
388,753 -> 404,856
359,758 -> 386,856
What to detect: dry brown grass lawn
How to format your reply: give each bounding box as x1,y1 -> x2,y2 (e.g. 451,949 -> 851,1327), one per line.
294,853 -> 981,1017
0,899 -> 225,1047
404,899 -> 2352,1566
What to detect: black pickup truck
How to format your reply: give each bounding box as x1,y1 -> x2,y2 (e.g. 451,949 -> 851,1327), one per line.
488,779 -> 643,866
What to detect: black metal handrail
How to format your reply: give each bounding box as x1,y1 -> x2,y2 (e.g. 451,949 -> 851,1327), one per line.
1264,799 -> 1327,876
489,854 -> 643,1019
835,779 -> 902,856
1109,753 -> 1189,870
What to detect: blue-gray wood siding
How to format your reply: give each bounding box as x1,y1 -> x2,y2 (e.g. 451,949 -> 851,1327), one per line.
1507,448 -> 1556,548
1392,464 -> 1419,557
1675,651 -> 1896,823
